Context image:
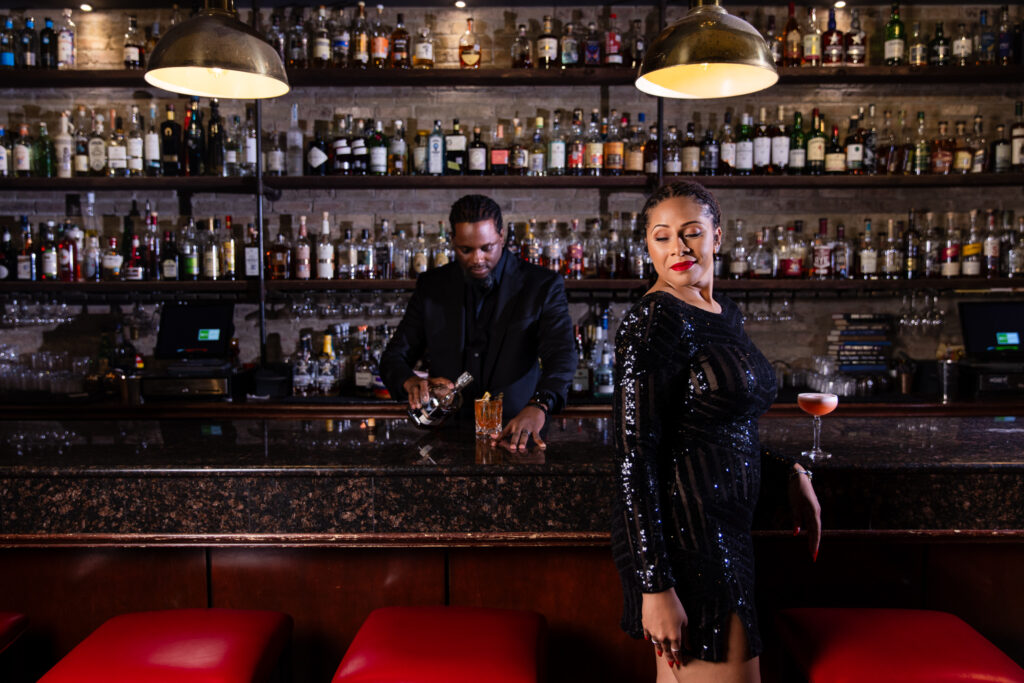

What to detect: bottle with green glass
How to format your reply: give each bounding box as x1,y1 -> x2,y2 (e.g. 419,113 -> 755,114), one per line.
807,109 -> 827,176
33,121 -> 56,178
929,21 -> 950,66
912,111 -> 931,175
884,2 -> 906,66
788,111 -> 807,175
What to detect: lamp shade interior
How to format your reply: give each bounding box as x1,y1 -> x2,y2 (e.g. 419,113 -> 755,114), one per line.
636,63 -> 778,99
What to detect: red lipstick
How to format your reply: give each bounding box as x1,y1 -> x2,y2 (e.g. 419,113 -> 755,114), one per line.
670,261 -> 694,272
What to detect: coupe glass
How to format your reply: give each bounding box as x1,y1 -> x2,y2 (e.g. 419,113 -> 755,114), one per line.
797,392 -> 839,460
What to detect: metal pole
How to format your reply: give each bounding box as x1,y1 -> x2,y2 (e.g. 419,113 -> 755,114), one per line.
255,98 -> 267,367
656,0 -> 667,189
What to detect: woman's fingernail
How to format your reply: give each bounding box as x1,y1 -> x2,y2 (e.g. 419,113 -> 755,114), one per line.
656,649 -> 662,657
813,548 -> 819,563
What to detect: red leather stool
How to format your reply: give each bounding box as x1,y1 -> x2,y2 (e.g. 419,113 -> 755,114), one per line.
0,612 -> 28,655
38,608 -> 292,683
332,606 -> 545,683
777,607 -> 1024,683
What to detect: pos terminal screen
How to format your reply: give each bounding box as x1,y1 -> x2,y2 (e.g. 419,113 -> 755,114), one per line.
958,301 -> 1024,360
154,302 -> 235,360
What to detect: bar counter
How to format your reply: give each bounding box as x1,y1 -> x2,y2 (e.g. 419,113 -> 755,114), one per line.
3,413 -> 1022,545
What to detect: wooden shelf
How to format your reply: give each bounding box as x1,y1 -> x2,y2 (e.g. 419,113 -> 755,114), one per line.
0,280 -> 253,295
264,175 -> 649,190
2,65 -> 1022,89
0,177 -> 256,192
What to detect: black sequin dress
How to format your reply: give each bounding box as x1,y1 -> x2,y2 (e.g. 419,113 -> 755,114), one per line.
611,290 -> 786,662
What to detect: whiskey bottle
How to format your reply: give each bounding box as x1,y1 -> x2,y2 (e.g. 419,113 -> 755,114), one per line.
220,215 -> 236,280
267,231 -> 291,280
858,218 -> 879,279
86,114 -> 106,176
907,22 -> 926,67
527,117 -> 546,176
983,212 -> 1001,278
161,105 -> 181,176
811,218 -> 833,279
844,9 -> 866,66
37,221 -> 58,281
680,122 -> 699,176
951,121 -> 972,174
961,211 -> 983,277
408,371 -> 473,428
126,105 -> 144,177
106,114 -> 129,178
783,2 -> 802,67
627,113 -> 648,175
560,22 -> 579,68
161,230 -> 179,280
604,14 -> 623,65
445,118 -> 467,175
929,21 -> 950,66
884,3 -> 906,66
604,114 -> 624,176
788,111 -> 806,174
844,115 -> 864,175
388,119 -> 408,175
992,123 -> 1011,173
801,8 -> 821,67
331,8 -> 349,67
390,13 -> 410,68
459,18 -> 480,68
355,227 -> 375,278
821,8 -> 843,66
375,219 -> 394,279
412,26 -> 433,69
369,4 -> 389,68
969,116 -> 988,173
903,209 -> 922,279
12,124 -> 31,176
467,126 -> 488,175
567,110 -> 586,175
509,118 -> 528,176
536,15 -> 558,68
511,24 -> 532,68
286,7 -> 308,69
123,15 -> 143,69
952,23 -> 972,66
243,224 -> 260,279
350,2 -> 370,68
336,227 -> 358,279
752,107 -> 771,174
728,220 -> 748,279
718,112 -> 734,175
293,216 -> 311,280
770,105 -> 789,174
367,119 -> 388,175
206,99 -> 225,176
881,219 -> 903,279
199,219 -> 220,280
584,110 -> 604,176
312,6 -> 331,67
183,98 -> 205,177
180,217 -> 200,281
100,236 -> 123,281
700,124 -> 720,176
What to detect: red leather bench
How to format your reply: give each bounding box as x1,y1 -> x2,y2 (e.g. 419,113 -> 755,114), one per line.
38,608 -> 292,683
777,607 -> 1024,683
0,612 -> 27,655
332,606 -> 545,683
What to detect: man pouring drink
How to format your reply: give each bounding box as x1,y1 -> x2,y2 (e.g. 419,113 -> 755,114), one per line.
380,195 -> 577,449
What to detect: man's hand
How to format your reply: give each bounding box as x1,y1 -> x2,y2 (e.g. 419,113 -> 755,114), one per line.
402,375 -> 454,411
494,404 -> 546,451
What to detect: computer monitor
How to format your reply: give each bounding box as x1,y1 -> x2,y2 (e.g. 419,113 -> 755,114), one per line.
154,302 -> 235,361
958,301 -> 1024,363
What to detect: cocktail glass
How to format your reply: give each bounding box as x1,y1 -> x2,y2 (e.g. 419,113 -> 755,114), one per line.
797,392 -> 839,460
474,394 -> 503,438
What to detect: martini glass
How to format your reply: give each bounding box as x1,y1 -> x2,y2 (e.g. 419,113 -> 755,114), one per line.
797,392 -> 839,460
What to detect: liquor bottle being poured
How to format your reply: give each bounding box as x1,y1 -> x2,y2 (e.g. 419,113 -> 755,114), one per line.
408,371 -> 474,428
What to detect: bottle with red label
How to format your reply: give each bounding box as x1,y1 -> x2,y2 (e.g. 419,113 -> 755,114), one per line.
604,14 -> 623,65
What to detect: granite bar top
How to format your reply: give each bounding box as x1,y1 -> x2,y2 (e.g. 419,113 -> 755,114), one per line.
2,415 -> 1022,542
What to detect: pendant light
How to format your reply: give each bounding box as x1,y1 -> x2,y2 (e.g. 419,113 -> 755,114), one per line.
636,0 -> 778,100
144,0 -> 289,99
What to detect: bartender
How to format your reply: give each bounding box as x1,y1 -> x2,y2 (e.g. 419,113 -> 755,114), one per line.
380,195 -> 576,449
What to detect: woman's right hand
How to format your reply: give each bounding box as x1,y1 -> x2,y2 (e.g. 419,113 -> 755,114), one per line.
642,588 -> 688,669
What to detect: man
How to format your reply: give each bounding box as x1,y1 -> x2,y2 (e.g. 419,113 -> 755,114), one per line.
380,195 -> 576,450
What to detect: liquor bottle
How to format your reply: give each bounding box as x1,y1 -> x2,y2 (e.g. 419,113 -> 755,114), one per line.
180,217 -> 200,281
37,221 -> 58,281
242,224 -> 259,279
290,216 -> 310,280
843,115 -> 864,175
567,110 -> 586,175
951,121 -> 972,174
375,219 -> 394,279
292,334 -> 317,398
718,112 -> 735,175
183,98 -> 204,176
489,123 -> 508,175
1007,218 -> 1024,278
125,104 -> 144,177
107,114 -> 129,178
388,119 -> 408,175
824,124 -> 845,175
12,124 -> 31,177
604,114 -> 624,176
0,17 -> 14,69
390,13 -> 410,68
369,4 -> 389,68
674,123 -> 696,176
0,124 -> 9,177
0,226 -> 14,280
39,17 -> 56,68
19,16 -> 38,69
861,104 -> 878,175
769,105 -> 789,174
895,109 -> 915,175
592,347 -> 614,399
284,103 -> 304,177
350,2 -> 370,68
997,5 -> 1014,66
728,220 -> 748,279
427,119 -> 445,175
391,228 -> 411,279
123,233 -> 145,281
811,218 -> 833,279
880,219 -> 902,280
930,21 -> 950,66
123,15 -> 143,69
527,117 -> 547,176
408,371 -> 473,428
970,115 -> 988,173
884,3 -> 906,66
286,7 -> 308,69
262,126 -> 283,176
160,105 -> 181,176
975,10 -> 995,66
584,109 -> 604,176
560,22 -> 579,68
765,14 -> 783,66
903,209 -> 922,278
15,217 -> 34,281
1011,101 -> 1024,171
33,121 -> 56,179
830,223 -> 853,279
802,7 -> 821,67
734,112 -> 754,175
57,9 -> 75,69
912,112 -> 931,175
459,18 -> 480,68
907,22 -> 927,67
583,22 -> 602,65
142,103 -> 161,177
783,2 -> 802,67
992,123 -> 1011,173
508,118 -> 528,175
312,6 -> 331,67
775,224 -> 799,278
982,211 -> 1001,278
700,122 -> 720,176
445,118 -> 468,175
100,236 -> 123,281
952,23 -> 972,66
564,218 -> 584,279
644,124 -> 659,176
315,334 -> 340,396
960,211 -> 982,277
929,120 -> 954,175
58,214 -> 79,282
53,112 -> 73,179
355,227 -> 376,277
822,8 -> 843,66
331,8 -> 350,67
160,229 -> 179,280
146,19 -> 161,60
412,25 -> 433,68
197,219 -> 218,280
310,212 -> 334,280
219,215 -> 236,280
857,218 -> 879,279
265,13 -> 287,62
306,121 -> 329,175
748,228 -> 773,278
844,9 -> 866,66
604,13 -> 624,65
536,15 -> 558,68
752,106 -> 771,174
367,119 -> 388,175
511,24 -> 532,68
547,113 -> 567,176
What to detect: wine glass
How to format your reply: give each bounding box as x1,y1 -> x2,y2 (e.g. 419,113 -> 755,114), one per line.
797,392 -> 839,460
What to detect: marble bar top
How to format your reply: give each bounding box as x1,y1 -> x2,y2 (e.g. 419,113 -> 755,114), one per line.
1,415 -> 1023,543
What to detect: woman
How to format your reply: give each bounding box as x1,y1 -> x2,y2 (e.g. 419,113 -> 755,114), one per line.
611,181 -> 821,682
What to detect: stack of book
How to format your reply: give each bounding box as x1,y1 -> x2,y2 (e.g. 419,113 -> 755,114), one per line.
827,313 -> 894,373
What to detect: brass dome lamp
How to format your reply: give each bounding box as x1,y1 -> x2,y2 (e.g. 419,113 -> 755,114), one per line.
636,0 -> 778,99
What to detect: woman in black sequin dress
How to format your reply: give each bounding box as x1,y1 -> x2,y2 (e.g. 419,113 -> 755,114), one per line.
611,182 -> 821,681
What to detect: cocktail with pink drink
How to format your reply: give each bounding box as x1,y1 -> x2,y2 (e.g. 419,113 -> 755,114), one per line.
797,392 -> 838,460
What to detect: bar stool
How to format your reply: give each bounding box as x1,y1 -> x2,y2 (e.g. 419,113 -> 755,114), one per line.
776,607 -> 1024,683
332,606 -> 546,683
0,612 -> 28,655
38,608 -> 292,683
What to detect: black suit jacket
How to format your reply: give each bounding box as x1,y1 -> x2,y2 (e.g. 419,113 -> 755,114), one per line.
380,255 -> 577,418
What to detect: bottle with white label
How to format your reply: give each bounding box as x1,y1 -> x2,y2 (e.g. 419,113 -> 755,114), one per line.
106,114 -> 128,177
126,105 -> 144,177
144,103 -> 161,177
123,15 -> 143,68
242,107 -> 258,176
243,224 -> 260,279
293,216 -> 311,280
286,103 -> 304,177
57,8 -> 75,69
547,114 -> 566,176
54,111 -> 73,179
427,119 -> 445,176
467,126 -> 488,175
316,212 -> 335,279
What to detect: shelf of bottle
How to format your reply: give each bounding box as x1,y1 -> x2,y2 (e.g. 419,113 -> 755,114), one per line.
4,173 -> 1024,193
4,277 -> 1017,297
2,65 -> 1023,90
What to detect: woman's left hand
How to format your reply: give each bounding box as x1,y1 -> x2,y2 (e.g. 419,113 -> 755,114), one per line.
788,466 -> 822,562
